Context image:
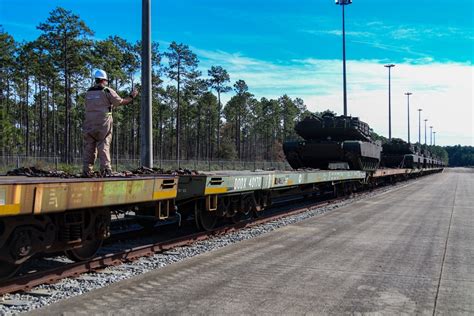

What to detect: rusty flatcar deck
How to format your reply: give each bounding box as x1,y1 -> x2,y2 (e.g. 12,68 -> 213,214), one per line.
0,175 -> 178,217
0,175 -> 176,184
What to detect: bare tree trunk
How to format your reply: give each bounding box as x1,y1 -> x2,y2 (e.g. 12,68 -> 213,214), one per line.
52,79 -> 57,157
196,105 -> 201,160
25,75 -> 30,156
63,70 -> 69,162
33,80 -> 37,157
159,104 -> 163,164
67,72 -> 73,163
208,104 -> 212,161
39,79 -> 44,156
216,89 -> 221,157
45,85 -> 50,157
176,59 -> 181,166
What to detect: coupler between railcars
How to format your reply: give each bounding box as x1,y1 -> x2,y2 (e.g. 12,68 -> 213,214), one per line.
131,199 -> 177,230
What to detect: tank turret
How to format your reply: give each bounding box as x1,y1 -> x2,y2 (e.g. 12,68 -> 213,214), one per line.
295,113 -> 373,142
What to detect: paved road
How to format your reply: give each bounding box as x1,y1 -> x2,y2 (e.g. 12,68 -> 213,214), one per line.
34,168 -> 473,315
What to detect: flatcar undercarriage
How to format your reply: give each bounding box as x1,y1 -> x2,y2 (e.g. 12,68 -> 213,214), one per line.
0,200 -> 178,280
0,167 -> 443,281
0,208 -> 110,279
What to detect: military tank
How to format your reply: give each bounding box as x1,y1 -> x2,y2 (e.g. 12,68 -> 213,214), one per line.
381,138 -> 423,169
283,113 -> 382,171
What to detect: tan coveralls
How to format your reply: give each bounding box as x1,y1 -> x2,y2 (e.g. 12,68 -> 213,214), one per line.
83,85 -> 123,173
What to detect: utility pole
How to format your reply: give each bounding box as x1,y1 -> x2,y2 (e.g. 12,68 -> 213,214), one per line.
417,108 -> 422,144
405,92 -> 412,143
335,0 -> 352,116
384,64 -> 395,140
140,0 -> 153,167
433,131 -> 436,146
430,126 -> 433,145
424,119 -> 428,145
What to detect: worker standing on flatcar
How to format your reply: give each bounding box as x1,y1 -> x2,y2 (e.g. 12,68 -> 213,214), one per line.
82,69 -> 138,177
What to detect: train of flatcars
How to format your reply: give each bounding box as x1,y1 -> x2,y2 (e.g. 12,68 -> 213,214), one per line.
0,113 -> 445,280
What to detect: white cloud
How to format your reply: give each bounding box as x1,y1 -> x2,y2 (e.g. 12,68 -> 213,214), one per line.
302,22 -> 473,57
193,47 -> 473,146
300,29 -> 373,38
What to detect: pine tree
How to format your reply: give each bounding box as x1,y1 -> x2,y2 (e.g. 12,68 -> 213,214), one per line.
37,7 -> 93,162
164,42 -> 200,166
208,66 -> 231,158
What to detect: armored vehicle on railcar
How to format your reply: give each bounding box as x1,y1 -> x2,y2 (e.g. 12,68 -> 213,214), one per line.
381,138 -> 424,169
380,139 -> 446,169
283,113 -> 382,171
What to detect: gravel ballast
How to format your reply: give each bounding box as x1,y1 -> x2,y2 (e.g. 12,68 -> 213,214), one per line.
0,180 -> 415,315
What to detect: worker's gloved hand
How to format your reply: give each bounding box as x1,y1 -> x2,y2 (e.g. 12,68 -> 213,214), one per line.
129,89 -> 139,99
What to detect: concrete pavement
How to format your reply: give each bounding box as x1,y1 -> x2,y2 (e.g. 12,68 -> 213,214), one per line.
33,168 -> 473,315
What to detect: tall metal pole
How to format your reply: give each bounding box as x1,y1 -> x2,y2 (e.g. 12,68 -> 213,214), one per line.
384,64 -> 395,140
141,0 -> 153,167
424,119 -> 428,145
336,0 -> 351,116
342,4 -> 347,116
405,92 -> 412,143
430,126 -> 433,145
433,132 -> 436,146
417,109 -> 422,144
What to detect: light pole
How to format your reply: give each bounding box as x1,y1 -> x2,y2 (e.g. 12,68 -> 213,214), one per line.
384,64 -> 395,140
433,132 -> 436,146
335,0 -> 352,116
405,92 -> 412,143
430,126 -> 433,145
140,0 -> 153,168
424,119 -> 428,145
417,109 -> 422,144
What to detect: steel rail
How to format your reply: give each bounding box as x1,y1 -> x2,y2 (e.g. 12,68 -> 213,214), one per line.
0,197 -> 340,295
0,169 -> 443,295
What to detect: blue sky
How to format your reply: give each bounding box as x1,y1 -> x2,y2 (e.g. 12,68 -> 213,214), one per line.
1,0 -> 473,145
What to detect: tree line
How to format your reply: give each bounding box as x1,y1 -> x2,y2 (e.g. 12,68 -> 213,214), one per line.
444,146 -> 474,167
0,7 -> 309,164
1,7 -> 472,167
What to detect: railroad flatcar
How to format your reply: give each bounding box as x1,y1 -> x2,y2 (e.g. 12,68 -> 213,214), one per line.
0,164 -> 444,280
0,175 -> 178,280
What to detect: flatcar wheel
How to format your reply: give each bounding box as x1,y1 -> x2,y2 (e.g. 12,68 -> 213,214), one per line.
232,198 -> 253,223
0,261 -> 20,281
65,238 -> 103,262
195,209 -> 218,231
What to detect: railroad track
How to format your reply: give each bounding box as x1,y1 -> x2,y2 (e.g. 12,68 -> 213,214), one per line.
0,176 -> 422,297
0,195 -> 342,296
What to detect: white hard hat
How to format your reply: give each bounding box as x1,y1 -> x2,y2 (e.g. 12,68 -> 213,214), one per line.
94,69 -> 108,80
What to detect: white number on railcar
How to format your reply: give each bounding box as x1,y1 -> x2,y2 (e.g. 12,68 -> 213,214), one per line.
233,177 -> 262,190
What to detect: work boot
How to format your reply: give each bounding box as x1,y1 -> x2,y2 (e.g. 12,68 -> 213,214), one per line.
82,170 -> 94,178
100,169 -> 113,177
